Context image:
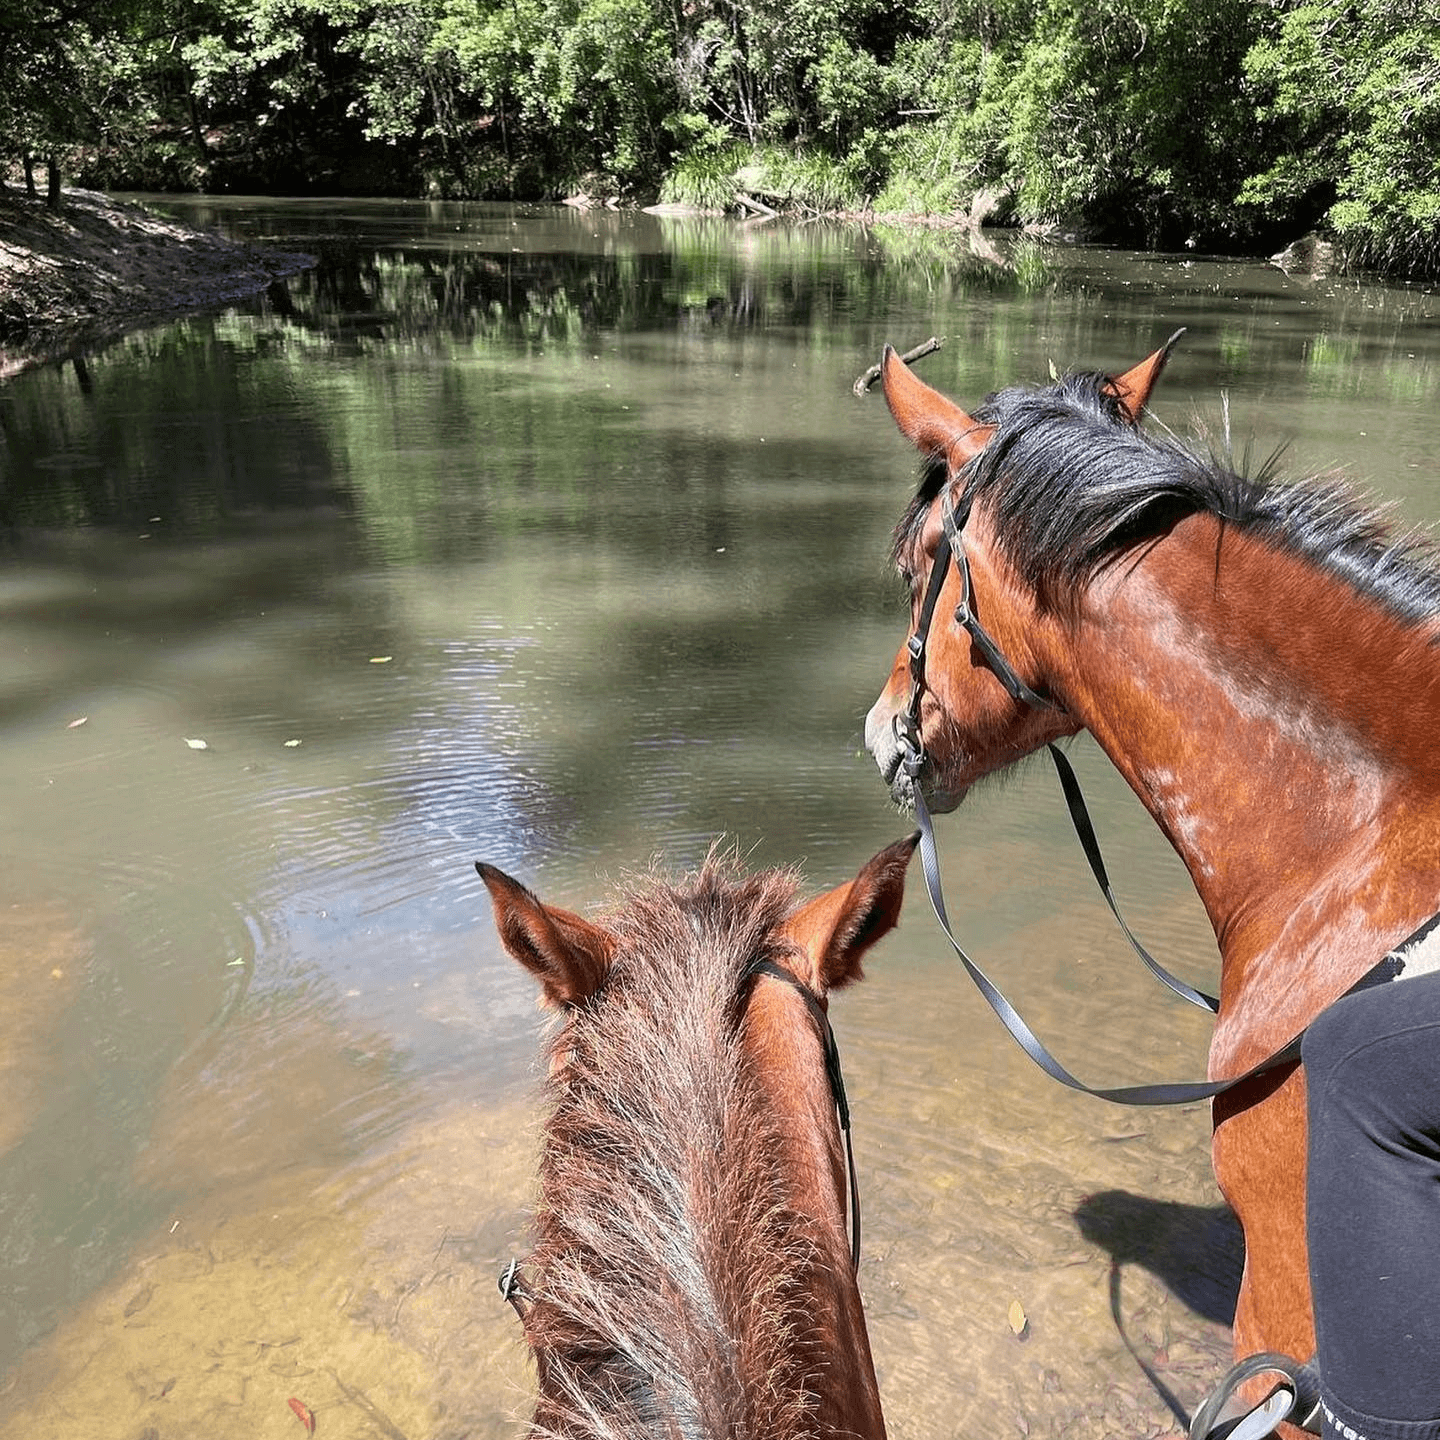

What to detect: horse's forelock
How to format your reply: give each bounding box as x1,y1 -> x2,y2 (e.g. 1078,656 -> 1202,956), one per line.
524,858 -> 820,1440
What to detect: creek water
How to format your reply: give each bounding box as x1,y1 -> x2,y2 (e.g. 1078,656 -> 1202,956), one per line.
2,199 -> 1440,1439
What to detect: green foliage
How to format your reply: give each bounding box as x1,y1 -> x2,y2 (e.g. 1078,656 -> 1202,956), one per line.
982,0 -> 1267,246
1240,1 -> 1440,273
4,0 -> 1440,275
659,138 -> 746,209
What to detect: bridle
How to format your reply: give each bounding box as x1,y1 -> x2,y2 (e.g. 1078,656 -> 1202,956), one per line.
892,486 -> 1052,782
498,954 -> 864,1325
747,957 -> 862,1273
891,477 -> 1405,1106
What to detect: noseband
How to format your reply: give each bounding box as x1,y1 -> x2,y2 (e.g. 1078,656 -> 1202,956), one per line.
893,485 -> 1054,779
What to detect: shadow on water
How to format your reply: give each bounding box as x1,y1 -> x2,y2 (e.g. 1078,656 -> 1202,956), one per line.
1074,1192 -> 1244,1427
1074,1191 -> 1243,1329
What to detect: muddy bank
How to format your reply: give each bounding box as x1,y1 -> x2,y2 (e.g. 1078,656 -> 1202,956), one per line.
0,188 -> 314,380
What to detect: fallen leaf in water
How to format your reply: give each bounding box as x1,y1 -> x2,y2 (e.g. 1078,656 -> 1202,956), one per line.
183,737 -> 208,750
67,716 -> 88,729
1007,1299 -> 1029,1337
287,1397 -> 316,1434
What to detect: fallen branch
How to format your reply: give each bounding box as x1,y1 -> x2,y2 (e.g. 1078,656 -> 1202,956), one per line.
852,336 -> 944,397
734,191 -> 779,219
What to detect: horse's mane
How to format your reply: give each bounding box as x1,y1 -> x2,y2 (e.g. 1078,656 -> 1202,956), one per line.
895,371 -> 1440,626
523,854 -> 820,1440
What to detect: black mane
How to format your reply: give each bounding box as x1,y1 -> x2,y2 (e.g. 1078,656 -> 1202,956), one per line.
896,371 -> 1440,626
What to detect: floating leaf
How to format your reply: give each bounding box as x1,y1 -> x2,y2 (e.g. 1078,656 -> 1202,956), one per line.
183,737 -> 209,750
1008,1299 -> 1028,1337
287,1397 -> 316,1434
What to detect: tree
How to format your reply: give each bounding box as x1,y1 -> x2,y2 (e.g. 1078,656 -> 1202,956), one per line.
1240,0 -> 1440,272
979,0 -> 1267,248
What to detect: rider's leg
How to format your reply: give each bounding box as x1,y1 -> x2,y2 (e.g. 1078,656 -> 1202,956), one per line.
1303,967 -> 1440,1439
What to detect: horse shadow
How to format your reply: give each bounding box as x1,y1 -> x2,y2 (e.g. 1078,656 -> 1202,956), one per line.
1073,1191 -> 1244,1428
1074,1189 -> 1243,1327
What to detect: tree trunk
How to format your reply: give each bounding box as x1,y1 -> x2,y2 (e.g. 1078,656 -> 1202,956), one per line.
46,155 -> 61,208
24,154 -> 37,197
185,71 -> 210,184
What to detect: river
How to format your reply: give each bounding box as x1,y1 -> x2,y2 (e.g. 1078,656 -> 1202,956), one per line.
2,199 -> 1439,1438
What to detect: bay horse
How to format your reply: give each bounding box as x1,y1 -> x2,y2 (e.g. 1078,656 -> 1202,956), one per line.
862,340 -> 1440,1414
478,834 -> 918,1438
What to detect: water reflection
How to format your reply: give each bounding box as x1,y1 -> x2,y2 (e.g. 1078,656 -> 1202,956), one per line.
3,202 -> 1440,1436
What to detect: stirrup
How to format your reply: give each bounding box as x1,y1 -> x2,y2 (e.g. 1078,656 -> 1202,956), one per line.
1189,1351 -> 1323,1440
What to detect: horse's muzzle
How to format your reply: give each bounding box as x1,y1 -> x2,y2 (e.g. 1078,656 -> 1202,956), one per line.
864,702 -> 966,813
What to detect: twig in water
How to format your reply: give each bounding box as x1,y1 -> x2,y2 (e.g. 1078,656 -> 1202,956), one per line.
853,337 -> 944,397
327,1368 -> 412,1440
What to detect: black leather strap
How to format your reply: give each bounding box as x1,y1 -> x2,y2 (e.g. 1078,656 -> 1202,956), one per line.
940,492 -> 1055,712
749,958 -> 862,1270
1047,744 -> 1220,1014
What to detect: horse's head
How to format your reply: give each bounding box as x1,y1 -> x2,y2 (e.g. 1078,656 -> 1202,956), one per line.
864,336 -> 1180,812
476,837 -> 918,1439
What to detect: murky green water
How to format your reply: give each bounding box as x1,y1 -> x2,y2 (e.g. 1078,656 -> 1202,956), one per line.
3,200 -> 1440,1438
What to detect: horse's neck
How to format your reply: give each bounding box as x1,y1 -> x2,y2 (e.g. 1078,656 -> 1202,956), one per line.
1051,514 -> 1440,1064
741,987 -> 886,1436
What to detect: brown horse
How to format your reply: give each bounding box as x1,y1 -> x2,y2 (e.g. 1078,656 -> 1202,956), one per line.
479,835 -> 918,1439
862,341 -> 1440,1404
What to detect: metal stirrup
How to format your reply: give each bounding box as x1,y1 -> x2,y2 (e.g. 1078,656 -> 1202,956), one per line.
1189,1352 -> 1323,1440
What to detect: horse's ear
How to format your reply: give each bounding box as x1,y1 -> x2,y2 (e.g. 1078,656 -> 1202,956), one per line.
476,862 -> 616,1008
880,345 -> 993,466
1108,328 -> 1185,423
784,833 -> 920,994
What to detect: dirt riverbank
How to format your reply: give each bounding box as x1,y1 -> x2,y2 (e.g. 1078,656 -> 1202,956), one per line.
0,187 -> 314,380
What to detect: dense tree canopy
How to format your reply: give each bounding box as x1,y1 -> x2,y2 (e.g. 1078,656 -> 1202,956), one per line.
2,0 -> 1438,273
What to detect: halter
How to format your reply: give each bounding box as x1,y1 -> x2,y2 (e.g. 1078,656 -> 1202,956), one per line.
892,480 -> 1407,1105
498,956 -> 864,1323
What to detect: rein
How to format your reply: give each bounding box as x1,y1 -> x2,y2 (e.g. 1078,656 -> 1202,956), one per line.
497,957 -> 864,1323
896,485 -> 1404,1106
